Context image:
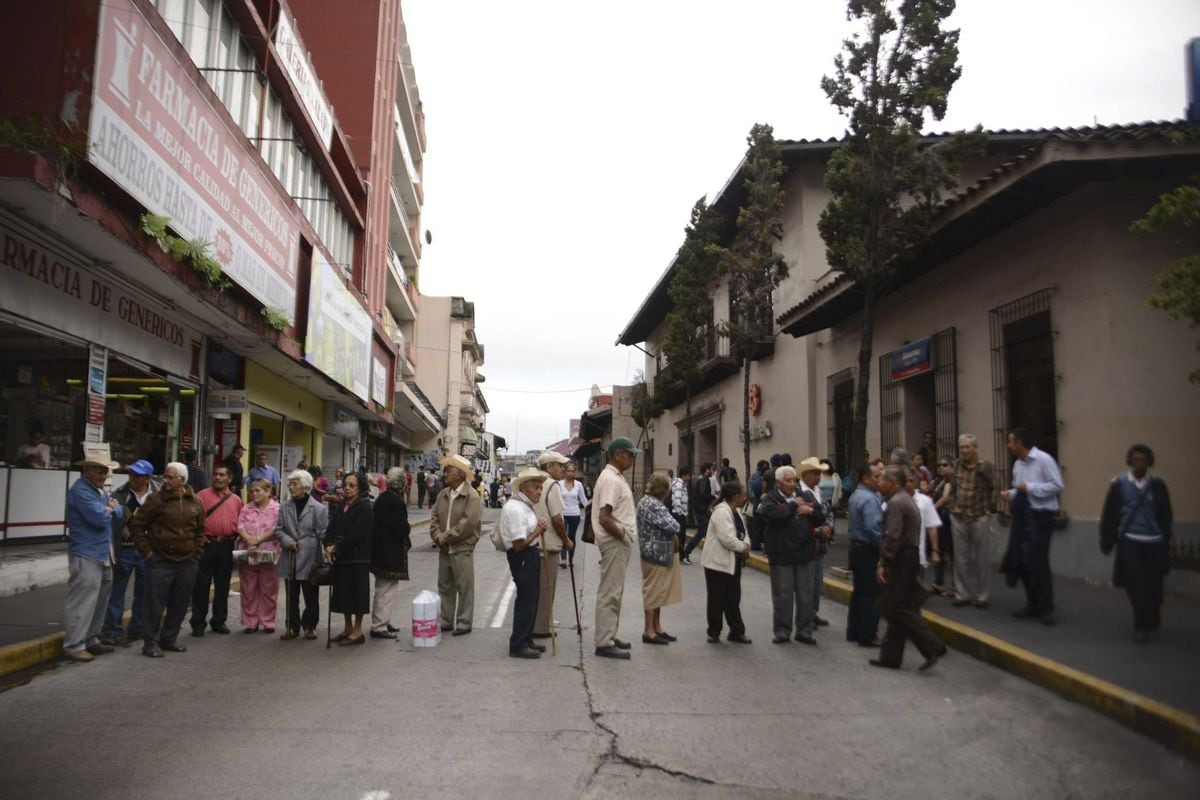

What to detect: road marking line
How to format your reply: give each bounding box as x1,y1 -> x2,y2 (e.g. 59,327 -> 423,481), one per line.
488,581 -> 515,628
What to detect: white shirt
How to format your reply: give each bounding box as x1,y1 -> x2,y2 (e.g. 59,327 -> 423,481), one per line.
592,464 -> 636,546
1011,446 -> 1064,513
914,491 -> 942,566
558,479 -> 589,516
497,496 -> 538,550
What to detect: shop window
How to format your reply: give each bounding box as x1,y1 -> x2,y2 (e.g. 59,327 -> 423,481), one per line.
990,289 -> 1058,489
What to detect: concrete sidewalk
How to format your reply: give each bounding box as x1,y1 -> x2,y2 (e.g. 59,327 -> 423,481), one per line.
734,526 -> 1200,759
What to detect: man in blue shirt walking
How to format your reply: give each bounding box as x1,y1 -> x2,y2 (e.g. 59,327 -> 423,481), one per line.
1002,428 -> 1064,625
248,450 -> 281,497
63,448 -> 124,662
846,462 -> 884,647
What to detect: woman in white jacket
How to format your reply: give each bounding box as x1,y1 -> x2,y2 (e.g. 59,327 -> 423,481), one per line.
701,481 -> 753,644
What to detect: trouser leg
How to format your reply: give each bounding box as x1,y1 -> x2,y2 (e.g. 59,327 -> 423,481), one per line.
848,543 -> 879,644
161,559 -> 198,646
725,563 -> 746,637
770,563 -> 796,637
594,538 -> 630,648
1031,511 -> 1055,612
452,551 -> 475,629
972,517 -> 992,603
129,553 -> 146,635
878,611 -> 907,666
371,577 -> 399,631
437,552 -> 454,628
103,550 -> 133,637
208,539 -> 234,626
259,565 -> 279,629
704,568 -> 724,637
533,550 -> 559,635
301,581 -> 320,631
892,603 -> 943,660
64,555 -> 106,653
239,564 -> 260,628
189,544 -> 216,630
563,517 -> 580,563
794,561 -> 815,637
285,579 -> 302,633
812,553 -> 824,614
508,549 -> 539,652
683,513 -> 708,557
142,556 -> 170,647
951,515 -> 972,601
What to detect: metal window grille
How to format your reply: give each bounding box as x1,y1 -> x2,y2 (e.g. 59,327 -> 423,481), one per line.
932,327 -> 959,462
826,367 -> 855,472
878,356 -> 901,462
989,288 -> 1056,494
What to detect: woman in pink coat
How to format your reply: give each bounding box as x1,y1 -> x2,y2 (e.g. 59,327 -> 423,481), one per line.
237,479 -> 281,633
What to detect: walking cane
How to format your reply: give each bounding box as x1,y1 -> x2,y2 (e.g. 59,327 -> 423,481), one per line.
567,548 -> 583,637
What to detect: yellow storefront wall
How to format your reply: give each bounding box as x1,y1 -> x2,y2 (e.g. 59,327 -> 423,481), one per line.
244,361 -> 326,468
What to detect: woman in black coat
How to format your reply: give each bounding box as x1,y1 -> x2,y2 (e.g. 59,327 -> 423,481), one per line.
369,468 -> 411,639
324,471 -> 373,646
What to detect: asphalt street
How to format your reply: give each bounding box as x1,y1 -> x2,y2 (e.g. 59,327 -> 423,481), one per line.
0,507 -> 1195,799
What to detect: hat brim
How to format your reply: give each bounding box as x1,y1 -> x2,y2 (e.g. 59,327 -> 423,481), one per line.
76,458 -> 119,470
437,456 -> 475,478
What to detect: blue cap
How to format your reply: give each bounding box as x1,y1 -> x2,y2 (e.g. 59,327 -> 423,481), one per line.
128,459 -> 155,476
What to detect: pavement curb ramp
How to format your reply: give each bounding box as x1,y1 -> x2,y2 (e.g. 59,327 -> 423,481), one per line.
743,551 -> 1200,761
0,519 -> 433,680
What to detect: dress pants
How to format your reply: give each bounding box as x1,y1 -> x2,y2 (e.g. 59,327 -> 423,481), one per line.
239,562 -> 279,629
846,541 -> 881,644
371,577 -> 400,631
1016,509 -> 1056,613
749,513 -> 765,551
877,547 -> 944,667
812,552 -> 825,614
533,549 -> 559,635
681,511 -> 709,558
594,537 -> 631,648
951,514 -> 992,603
190,537 -> 234,632
507,547 -> 540,652
704,564 -> 745,638
103,546 -> 145,638
1119,539 -> 1169,633
64,555 -> 113,654
283,578 -> 319,633
671,514 -> 688,553
769,560 -> 815,638
143,556 -> 199,648
437,550 -> 475,630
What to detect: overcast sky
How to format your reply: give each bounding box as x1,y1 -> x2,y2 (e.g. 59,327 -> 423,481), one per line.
403,0 -> 1200,454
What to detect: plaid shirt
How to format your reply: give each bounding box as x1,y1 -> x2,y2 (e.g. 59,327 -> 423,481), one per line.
950,459 -> 995,520
670,478 -> 689,516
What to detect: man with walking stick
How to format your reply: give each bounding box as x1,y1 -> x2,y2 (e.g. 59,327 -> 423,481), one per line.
533,451 -> 571,650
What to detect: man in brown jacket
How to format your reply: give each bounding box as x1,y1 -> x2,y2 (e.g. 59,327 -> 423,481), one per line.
870,466 -> 947,672
431,455 -> 482,635
129,461 -> 206,658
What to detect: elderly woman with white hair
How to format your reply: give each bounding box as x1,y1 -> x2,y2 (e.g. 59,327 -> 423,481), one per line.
369,467 -> 411,639
276,469 -> 329,640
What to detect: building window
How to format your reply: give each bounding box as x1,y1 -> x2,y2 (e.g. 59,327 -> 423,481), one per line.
931,327 -> 959,462
876,327 -> 958,466
989,289 -> 1058,489
878,358 -> 901,463
826,367 -> 854,474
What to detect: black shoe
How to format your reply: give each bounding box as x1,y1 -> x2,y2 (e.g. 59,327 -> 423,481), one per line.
772,634 -> 790,644
858,638 -> 883,648
190,628 -> 205,638
510,647 -> 541,659
210,624 -> 231,634
642,633 -> 669,645
452,628 -> 472,636
529,643 -> 547,653
86,642 -> 115,656
1133,629 -> 1149,643
1040,611 -> 1056,626
919,649 -> 947,672
1013,606 -> 1037,619
814,615 -> 829,627
386,625 -> 401,633
868,658 -> 900,669
440,625 -> 454,632
98,634 -> 120,647
727,634 -> 753,645
369,630 -> 397,640
142,644 -> 164,658
160,642 -> 187,653
658,631 -> 678,642
952,599 -> 972,608
595,645 -> 631,660
613,638 -> 631,650
794,633 -> 817,645
707,634 -> 720,643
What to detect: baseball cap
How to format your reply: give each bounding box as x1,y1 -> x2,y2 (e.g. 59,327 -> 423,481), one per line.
128,459 -> 155,476
607,436 -> 642,456
537,451 -> 570,466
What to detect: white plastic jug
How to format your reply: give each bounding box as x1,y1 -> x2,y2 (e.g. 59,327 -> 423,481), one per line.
411,589 -> 441,648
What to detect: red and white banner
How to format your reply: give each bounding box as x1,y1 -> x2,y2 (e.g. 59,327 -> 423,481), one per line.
88,0 -> 299,313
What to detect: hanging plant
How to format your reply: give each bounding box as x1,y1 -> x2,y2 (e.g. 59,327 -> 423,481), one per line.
261,306 -> 292,331
138,212 -> 229,289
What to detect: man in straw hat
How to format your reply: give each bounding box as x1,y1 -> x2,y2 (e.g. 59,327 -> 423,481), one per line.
63,447 -> 123,662
533,451 -> 571,640
592,437 -> 641,660
431,454 -> 482,635
498,467 -> 551,658
797,457 -> 834,629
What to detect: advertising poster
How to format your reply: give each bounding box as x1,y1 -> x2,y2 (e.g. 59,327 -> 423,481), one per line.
304,253 -> 371,402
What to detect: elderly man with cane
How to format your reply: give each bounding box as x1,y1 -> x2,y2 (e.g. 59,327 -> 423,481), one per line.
532,451 -> 571,648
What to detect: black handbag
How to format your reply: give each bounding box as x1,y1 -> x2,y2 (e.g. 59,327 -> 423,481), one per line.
309,540 -> 333,587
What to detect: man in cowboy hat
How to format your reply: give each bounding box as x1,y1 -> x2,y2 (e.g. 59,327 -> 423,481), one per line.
431,454 -> 482,635
592,437 -> 642,660
63,447 -> 124,662
797,457 -> 834,628
533,451 -> 571,639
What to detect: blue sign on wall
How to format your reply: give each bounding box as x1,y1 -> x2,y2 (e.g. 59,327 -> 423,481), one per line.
889,337 -> 933,381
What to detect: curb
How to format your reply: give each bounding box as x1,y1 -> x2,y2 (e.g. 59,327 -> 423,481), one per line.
745,551 -> 1200,761
0,523 -> 434,679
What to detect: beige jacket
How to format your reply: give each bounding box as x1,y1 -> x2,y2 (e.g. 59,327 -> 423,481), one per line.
431,483 -> 482,554
533,478 -> 565,552
699,502 -> 750,575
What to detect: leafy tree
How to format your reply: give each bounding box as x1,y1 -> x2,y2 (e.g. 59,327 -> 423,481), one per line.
659,197 -> 726,471
719,123 -> 788,480
1131,175 -> 1200,382
818,0 -> 983,469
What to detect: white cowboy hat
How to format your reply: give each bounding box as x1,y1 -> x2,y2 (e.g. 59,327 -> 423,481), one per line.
438,454 -> 475,481
796,456 -> 829,474
75,448 -> 119,470
512,467 -> 549,493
